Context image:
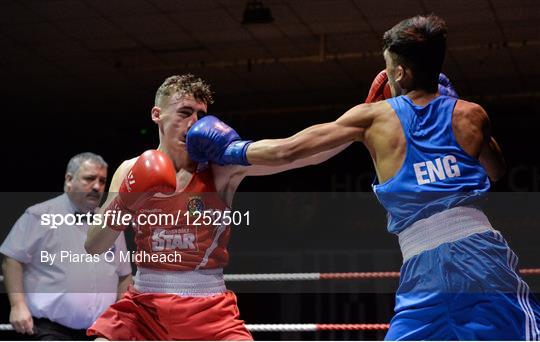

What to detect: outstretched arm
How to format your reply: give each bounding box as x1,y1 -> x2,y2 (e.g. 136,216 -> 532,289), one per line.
242,142 -> 353,176
246,104 -> 373,166
186,104 -> 374,168
211,141 -> 354,205
207,103 -> 376,202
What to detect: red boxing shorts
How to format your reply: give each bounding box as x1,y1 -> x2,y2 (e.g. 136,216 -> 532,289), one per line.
87,286 -> 252,340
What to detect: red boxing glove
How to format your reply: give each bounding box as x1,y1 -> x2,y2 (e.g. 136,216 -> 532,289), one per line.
106,150 -> 177,231
364,70 -> 392,103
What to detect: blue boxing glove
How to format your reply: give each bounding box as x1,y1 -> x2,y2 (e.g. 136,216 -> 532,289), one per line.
186,115 -> 252,166
438,73 -> 458,98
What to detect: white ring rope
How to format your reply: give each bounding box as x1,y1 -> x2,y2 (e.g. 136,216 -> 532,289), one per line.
0,323 -> 390,332
1,269 -> 538,283
224,273 -> 321,281
247,324 -> 318,332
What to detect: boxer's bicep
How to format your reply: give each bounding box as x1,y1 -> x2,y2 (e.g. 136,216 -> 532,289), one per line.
335,103 -> 374,139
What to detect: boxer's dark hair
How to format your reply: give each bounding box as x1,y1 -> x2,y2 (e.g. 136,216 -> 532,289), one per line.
383,14 -> 447,92
155,74 -> 214,107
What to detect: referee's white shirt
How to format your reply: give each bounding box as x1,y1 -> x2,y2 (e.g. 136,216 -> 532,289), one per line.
0,193 -> 132,329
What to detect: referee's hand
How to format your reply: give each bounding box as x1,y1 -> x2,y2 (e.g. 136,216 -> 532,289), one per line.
10,303 -> 34,335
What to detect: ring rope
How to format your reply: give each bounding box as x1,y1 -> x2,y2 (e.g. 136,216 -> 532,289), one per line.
223,272 -> 400,281
519,268 -> 540,275
0,323 -> 390,332
246,323 -> 390,331
224,269 -> 540,281
1,269 -> 538,283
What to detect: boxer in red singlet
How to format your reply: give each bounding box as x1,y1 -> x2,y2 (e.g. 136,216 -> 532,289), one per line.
84,74 -> 349,340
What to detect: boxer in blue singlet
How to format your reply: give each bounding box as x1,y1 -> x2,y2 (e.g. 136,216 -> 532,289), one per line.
186,14 -> 540,341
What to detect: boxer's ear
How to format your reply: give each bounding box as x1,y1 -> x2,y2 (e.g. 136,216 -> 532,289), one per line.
151,106 -> 161,124
395,65 -> 405,83
396,65 -> 415,92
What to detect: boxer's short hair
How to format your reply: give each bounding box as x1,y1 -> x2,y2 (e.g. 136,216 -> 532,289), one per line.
383,14 -> 447,92
155,74 -> 214,107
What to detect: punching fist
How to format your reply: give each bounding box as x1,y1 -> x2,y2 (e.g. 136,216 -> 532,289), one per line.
106,150 -> 176,230
186,115 -> 251,166
365,70 -> 392,103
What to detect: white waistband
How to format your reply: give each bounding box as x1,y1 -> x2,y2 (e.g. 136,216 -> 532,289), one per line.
134,267 -> 226,296
398,206 -> 494,262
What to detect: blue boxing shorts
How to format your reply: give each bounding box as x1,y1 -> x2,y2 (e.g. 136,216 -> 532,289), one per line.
386,207 -> 540,341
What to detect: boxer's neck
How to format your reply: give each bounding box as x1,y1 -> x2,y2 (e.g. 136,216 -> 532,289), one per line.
157,144 -> 197,173
405,89 -> 439,106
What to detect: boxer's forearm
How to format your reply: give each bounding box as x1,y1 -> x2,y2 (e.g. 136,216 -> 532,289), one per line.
246,138 -> 290,165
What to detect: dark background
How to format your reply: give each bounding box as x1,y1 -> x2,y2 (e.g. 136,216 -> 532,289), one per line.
1,0 -> 539,340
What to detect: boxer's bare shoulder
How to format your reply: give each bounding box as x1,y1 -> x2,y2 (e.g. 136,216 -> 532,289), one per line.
362,100 -> 407,183
453,99 -> 489,128
452,99 -> 489,158
364,100 -> 400,135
